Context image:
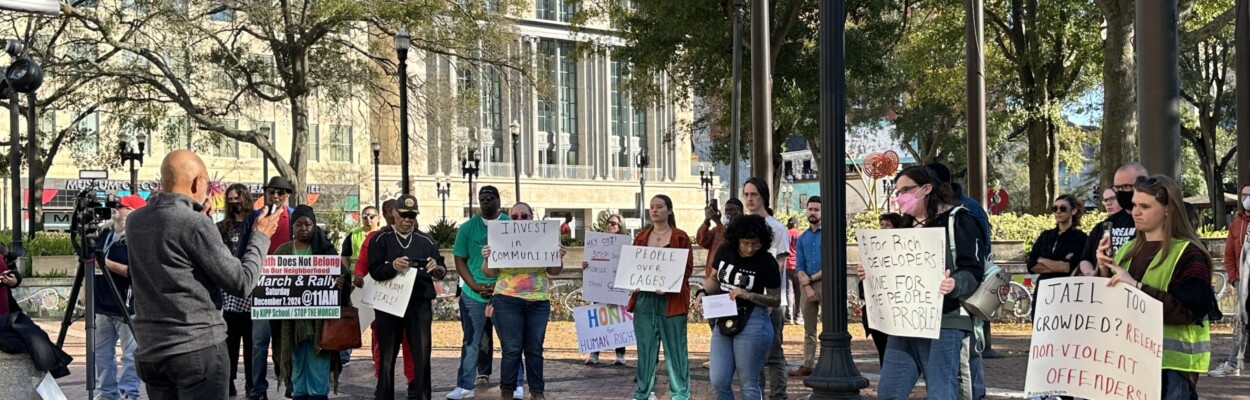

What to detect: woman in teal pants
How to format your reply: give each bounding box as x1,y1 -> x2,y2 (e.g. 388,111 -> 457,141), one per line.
627,194 -> 694,400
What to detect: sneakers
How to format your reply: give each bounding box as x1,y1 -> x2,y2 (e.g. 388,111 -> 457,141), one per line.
513,386 -> 524,399
788,366 -> 814,377
614,354 -> 627,366
477,375 -> 490,385
701,360 -> 710,369
586,353 -> 600,365
648,392 -> 657,400
1209,361 -> 1242,377
446,387 -> 475,399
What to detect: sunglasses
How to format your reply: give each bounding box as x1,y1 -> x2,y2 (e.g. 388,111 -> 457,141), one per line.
606,221 -> 620,227
1051,205 -> 1070,213
1133,176 -> 1169,203
398,212 -> 418,220
363,214 -> 378,220
511,213 -> 531,220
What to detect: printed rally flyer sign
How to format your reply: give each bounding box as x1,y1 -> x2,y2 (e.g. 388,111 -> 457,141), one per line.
573,304 -> 637,354
855,228 -> 945,339
252,255 -> 342,320
1025,276 -> 1162,400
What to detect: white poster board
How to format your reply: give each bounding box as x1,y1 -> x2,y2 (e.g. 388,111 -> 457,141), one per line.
350,279 -> 375,332
573,304 -> 638,353
487,220 -> 563,268
582,232 -> 634,305
1025,277 -> 1162,400
359,270 -> 418,317
701,294 -> 737,319
612,245 -> 689,293
855,228 -> 946,339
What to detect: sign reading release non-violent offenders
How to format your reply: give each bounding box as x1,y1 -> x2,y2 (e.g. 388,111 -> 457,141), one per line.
1025,276 -> 1162,400
612,245 -> 689,293
487,220 -> 563,268
855,228 -> 945,339
252,255 -> 342,320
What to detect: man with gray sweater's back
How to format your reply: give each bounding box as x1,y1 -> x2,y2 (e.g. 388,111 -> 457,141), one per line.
126,150 -> 280,400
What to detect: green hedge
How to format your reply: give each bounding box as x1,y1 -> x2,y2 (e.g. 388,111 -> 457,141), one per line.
846,211 -> 1110,252
0,231 -> 76,256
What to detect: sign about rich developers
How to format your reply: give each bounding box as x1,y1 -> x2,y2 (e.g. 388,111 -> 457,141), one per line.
573,304 -> 637,353
855,228 -> 945,339
487,220 -> 563,268
582,232 -> 634,306
252,255 -> 342,320
612,245 -> 689,293
1025,276 -> 1162,400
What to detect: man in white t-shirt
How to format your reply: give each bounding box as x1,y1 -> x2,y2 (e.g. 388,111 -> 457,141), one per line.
743,177 -> 790,400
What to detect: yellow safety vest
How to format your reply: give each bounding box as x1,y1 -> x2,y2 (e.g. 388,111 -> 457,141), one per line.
1115,238 -> 1211,373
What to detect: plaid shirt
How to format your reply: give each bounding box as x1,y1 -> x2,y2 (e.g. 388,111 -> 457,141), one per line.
222,292 -> 251,313
217,218 -> 251,313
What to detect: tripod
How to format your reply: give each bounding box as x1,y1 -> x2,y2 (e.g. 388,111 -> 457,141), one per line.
53,187 -> 133,400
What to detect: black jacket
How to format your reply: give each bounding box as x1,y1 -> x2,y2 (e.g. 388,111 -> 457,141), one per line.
0,311 -> 73,378
367,229 -> 446,306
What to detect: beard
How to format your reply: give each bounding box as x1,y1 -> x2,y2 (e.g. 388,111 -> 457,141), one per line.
807,216 -> 820,225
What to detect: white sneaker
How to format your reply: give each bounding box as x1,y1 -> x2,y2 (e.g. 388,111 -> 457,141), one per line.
513,386 -> 524,399
648,392 -> 657,400
446,387 -> 475,399
1209,361 -> 1241,377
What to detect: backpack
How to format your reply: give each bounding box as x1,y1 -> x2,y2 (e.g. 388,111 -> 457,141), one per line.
947,206 -> 1009,320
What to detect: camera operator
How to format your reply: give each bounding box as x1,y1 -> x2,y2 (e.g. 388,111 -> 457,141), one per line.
127,150 -> 280,400
94,195 -> 145,400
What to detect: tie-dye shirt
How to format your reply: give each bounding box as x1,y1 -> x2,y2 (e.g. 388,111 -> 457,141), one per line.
494,267 -> 550,301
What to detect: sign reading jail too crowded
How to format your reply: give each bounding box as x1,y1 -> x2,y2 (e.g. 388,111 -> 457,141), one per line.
487,220 -> 563,268
1025,276 -> 1162,400
855,228 -> 945,339
612,245 -> 689,293
252,255 -> 342,320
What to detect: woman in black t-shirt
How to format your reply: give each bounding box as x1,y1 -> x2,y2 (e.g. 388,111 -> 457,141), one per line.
695,214 -> 781,400
1027,194 -> 1088,319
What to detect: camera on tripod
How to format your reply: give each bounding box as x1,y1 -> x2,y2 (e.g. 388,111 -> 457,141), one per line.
71,170 -> 116,250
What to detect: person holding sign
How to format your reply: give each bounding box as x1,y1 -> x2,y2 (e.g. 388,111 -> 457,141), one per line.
448,186 -> 509,400
353,199 -> 418,384
272,205 -> 351,399
626,194 -> 695,400
693,214 -> 781,400
1095,175 -> 1216,399
368,195 -> 448,400
584,213 -> 629,366
481,202 -> 567,400
861,166 -> 986,400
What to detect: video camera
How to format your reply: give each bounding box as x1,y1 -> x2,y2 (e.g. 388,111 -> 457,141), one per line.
70,170 -> 114,251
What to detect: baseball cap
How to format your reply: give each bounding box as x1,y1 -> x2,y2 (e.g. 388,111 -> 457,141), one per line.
479,185 -> 500,199
117,195 -> 147,210
396,194 -> 419,214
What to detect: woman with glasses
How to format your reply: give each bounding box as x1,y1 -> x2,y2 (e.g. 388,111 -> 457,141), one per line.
481,202 -> 567,400
584,214 -> 630,365
694,214 -> 780,399
1026,194 -> 1089,320
1095,175 -> 1216,399
628,194 -> 695,400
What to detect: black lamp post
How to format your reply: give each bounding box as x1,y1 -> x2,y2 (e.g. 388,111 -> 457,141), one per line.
699,163 -> 714,207
5,38 -> 42,284
461,149 -> 480,217
371,138 -> 381,208
395,28 -> 411,195
730,0 -> 744,199
510,120 -> 521,202
119,132 -> 146,193
636,152 -> 649,218
436,179 -> 451,222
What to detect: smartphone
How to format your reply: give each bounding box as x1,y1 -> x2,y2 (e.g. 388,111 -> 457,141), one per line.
267,203 -> 281,215
1100,221 -> 1114,275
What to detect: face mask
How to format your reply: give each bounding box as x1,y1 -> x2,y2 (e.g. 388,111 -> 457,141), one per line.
896,192 -> 922,216
1115,190 -> 1135,211
1242,196 -> 1250,211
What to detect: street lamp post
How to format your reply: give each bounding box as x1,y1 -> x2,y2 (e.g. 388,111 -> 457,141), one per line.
730,0 -> 745,199
395,29 -> 412,195
699,163 -> 714,207
371,138 -> 381,208
510,120 -> 521,202
436,179 -> 451,222
260,126 -> 271,185
461,150 -> 480,217
119,132 -> 146,193
636,153 -> 649,219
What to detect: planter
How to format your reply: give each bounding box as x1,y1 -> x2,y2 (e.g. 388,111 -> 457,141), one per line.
0,352 -> 36,400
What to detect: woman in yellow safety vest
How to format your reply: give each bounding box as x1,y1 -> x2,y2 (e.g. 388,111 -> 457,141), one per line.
1096,174 -> 1216,399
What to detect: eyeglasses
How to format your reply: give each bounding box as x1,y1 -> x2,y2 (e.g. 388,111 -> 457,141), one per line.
739,240 -> 762,250
398,212 -> 418,220
479,194 -> 498,202
893,185 -> 919,197
511,213 -> 531,220
1051,205 -> 1070,213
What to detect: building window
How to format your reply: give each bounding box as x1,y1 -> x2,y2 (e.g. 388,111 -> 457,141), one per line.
536,0 -> 557,20
207,119 -> 239,158
558,42 -> 577,137
481,67 -> 502,133
122,0 -> 148,13
162,117 -> 190,150
211,8 -> 234,22
307,123 -> 320,162
74,111 -> 99,154
328,125 -> 353,162
69,42 -> 97,61
536,39 -> 577,165
537,40 -> 557,142
121,50 -> 150,69
560,0 -> 578,22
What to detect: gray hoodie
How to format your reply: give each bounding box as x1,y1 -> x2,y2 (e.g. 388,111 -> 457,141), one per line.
126,192 -> 270,361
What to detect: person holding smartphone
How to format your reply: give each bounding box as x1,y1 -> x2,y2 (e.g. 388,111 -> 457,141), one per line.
1075,163 -> 1148,276
238,176 -> 297,400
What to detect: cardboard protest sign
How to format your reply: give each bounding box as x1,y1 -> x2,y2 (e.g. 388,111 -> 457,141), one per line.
1025,276 -> 1162,400
612,245 -> 689,293
252,255 -> 342,320
855,228 -> 945,339
487,220 -> 563,268
359,270 -> 419,318
582,232 -> 634,305
573,304 -> 637,353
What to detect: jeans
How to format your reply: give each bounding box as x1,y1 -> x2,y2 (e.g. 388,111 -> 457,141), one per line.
1162,370 -> 1198,400
375,300 -> 433,400
291,340 -> 331,397
759,307 -> 787,399
709,308 -> 773,400
1221,282 -> 1246,366
457,296 -> 490,389
480,317 -> 494,377
223,310 -> 253,394
632,292 -> 690,400
493,294 -> 549,394
249,319 -> 272,397
137,342 -> 229,400
958,330 -> 986,400
877,328 -> 967,400
95,314 -> 140,400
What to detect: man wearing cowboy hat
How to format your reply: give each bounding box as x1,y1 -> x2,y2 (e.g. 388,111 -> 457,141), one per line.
238,176 -> 297,400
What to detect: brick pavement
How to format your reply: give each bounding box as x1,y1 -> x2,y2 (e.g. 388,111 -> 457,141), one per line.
42,320 -> 1250,399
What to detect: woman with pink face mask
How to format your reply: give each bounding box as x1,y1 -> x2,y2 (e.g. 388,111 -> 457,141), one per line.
858,165 -> 987,399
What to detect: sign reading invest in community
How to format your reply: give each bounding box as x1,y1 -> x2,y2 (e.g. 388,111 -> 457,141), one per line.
612,245 -> 689,293
1025,277 -> 1162,400
252,255 -> 342,320
573,304 -> 637,353
582,232 -> 634,306
855,228 -> 945,339
487,220 -> 563,268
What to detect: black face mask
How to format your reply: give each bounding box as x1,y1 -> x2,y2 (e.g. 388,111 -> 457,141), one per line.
1115,190 -> 1135,211
227,202 -> 244,215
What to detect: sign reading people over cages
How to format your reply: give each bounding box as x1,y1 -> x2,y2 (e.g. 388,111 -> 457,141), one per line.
251,255 -> 342,320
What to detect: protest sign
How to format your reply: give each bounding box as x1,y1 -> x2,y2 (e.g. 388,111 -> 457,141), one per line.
359,270 -> 418,317
573,304 -> 638,353
487,220 -> 563,268
855,228 -> 945,339
1025,276 -> 1162,400
349,284 -> 375,332
582,232 -> 634,305
612,245 -> 689,293
252,255 -> 342,320
701,294 -> 737,319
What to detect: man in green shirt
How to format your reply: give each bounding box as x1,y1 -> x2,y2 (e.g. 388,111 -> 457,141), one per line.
447,186 -> 510,399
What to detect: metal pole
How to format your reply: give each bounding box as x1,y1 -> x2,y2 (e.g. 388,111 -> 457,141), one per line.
373,151 -> 380,208
9,91 -> 23,272
513,134 -> 521,202
25,91 -> 37,239
1137,2 -> 1181,179
730,0 -> 745,199
130,160 -> 138,196
804,0 -> 869,397
750,0 -> 774,184
399,52 -> 411,195
966,0 -> 987,207
1237,0 -> 1250,187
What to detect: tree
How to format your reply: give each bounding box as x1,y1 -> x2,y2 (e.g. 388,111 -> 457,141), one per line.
1179,0 -> 1237,229
1094,0 -> 1137,188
